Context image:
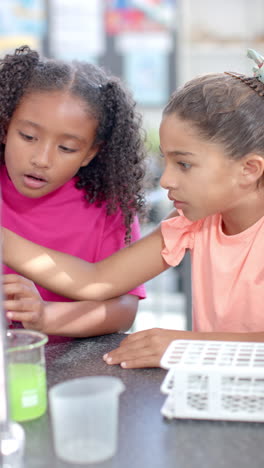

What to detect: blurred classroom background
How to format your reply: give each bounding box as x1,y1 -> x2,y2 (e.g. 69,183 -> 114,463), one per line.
1,0 -> 264,332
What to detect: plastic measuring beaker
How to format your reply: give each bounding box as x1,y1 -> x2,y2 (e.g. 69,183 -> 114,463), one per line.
49,376 -> 125,464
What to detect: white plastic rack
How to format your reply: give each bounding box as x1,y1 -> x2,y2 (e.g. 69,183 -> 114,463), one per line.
160,340 -> 264,422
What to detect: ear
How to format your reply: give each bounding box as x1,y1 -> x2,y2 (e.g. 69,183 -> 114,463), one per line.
80,145 -> 100,167
240,154 -> 264,186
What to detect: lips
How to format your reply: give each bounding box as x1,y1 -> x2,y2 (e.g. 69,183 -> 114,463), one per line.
168,195 -> 185,204
167,195 -> 187,209
23,172 -> 48,189
25,172 -> 47,182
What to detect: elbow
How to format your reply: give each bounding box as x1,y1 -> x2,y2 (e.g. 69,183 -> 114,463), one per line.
116,295 -> 139,332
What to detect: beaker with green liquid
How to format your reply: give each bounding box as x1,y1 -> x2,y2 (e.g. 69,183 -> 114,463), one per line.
7,329 -> 48,422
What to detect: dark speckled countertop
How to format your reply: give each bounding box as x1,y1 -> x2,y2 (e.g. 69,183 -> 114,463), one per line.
22,333 -> 264,468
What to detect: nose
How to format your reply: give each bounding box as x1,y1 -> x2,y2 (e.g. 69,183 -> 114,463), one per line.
160,165 -> 178,190
30,142 -> 53,168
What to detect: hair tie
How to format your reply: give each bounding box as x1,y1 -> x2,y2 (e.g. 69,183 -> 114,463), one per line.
224,48 -> 264,97
247,48 -> 264,84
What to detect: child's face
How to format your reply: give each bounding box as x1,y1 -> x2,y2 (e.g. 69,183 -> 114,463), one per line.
159,114 -> 245,222
4,90 -> 99,198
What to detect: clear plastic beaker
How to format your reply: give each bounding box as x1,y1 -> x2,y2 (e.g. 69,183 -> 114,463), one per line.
6,329 -> 48,422
49,376 -> 125,464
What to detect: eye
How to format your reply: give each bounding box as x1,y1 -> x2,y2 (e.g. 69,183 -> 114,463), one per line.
59,145 -> 77,153
19,131 -> 35,141
178,161 -> 192,170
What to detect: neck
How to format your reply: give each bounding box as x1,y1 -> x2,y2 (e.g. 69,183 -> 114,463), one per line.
221,189 -> 264,235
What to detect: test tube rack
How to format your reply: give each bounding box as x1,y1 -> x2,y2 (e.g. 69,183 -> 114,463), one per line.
160,340 -> 264,422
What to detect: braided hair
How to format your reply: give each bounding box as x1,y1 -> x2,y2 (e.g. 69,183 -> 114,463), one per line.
163,72 -> 264,164
0,45 -> 146,243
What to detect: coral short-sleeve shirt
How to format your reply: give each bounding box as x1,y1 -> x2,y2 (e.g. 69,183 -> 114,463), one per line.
161,212 -> 264,333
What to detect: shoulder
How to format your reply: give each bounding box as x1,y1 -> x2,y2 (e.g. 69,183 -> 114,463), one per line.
161,210 -> 203,236
160,212 -> 211,266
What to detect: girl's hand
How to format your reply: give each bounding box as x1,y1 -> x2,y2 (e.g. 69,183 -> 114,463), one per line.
3,274 -> 45,331
103,328 -> 191,368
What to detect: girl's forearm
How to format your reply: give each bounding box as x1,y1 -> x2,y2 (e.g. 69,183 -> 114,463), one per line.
2,226 -> 168,300
42,295 -> 138,337
3,227 -> 100,298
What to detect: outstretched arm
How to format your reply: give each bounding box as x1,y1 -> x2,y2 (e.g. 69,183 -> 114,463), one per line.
2,224 -> 169,301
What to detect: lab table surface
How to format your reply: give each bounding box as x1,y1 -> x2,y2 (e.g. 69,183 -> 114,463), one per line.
22,333 -> 264,468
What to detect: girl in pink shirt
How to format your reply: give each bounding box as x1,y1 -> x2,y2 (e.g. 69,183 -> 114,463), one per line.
0,45 -> 146,340
3,48 -> 264,364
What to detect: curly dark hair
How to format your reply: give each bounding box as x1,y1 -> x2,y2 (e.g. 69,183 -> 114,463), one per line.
0,45 -> 146,243
164,72 -> 264,162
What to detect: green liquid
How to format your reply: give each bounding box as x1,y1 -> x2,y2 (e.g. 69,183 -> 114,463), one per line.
8,363 -> 47,422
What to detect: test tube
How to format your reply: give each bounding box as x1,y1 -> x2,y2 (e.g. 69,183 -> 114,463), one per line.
0,188 -> 25,467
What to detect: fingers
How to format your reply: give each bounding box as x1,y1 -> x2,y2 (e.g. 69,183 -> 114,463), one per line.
7,310 -> 39,325
104,339 -> 148,364
102,328 -> 182,369
4,279 -> 39,300
5,297 -> 41,323
116,328 -> 166,350
3,274 -> 34,286
3,274 -> 44,330
104,352 -> 161,369
104,329 -> 160,361
119,355 -> 161,369
103,328 -> 167,369
103,346 -> 161,368
5,296 -> 38,312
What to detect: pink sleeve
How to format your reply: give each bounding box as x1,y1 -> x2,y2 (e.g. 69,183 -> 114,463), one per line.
161,214 -> 199,267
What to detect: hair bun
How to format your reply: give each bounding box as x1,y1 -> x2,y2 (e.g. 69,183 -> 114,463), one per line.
14,45 -> 39,67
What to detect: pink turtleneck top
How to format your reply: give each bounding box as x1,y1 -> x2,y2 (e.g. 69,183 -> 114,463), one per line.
1,166 -> 146,303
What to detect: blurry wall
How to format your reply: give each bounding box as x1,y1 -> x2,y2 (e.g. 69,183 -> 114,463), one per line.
0,1 -> 177,135
1,1 -> 264,152
46,0 -> 177,132
0,0 -> 47,55
177,0 -> 264,85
